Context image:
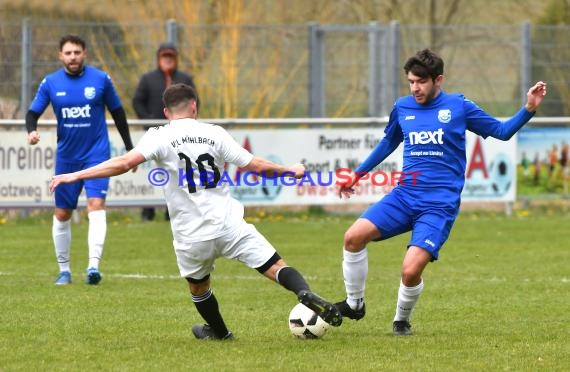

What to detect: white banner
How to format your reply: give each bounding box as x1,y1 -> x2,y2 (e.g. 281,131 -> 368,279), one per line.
1,127 -> 516,207
226,129 -> 516,204
0,129 -> 160,207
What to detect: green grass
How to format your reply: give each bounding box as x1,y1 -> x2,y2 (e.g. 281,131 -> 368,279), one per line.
1,210 -> 569,371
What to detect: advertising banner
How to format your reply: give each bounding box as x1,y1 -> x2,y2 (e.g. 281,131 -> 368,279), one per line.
1,127 -> 516,207
517,127 -> 570,195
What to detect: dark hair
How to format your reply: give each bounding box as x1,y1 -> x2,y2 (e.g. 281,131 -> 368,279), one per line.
59,34 -> 86,51
403,49 -> 444,81
163,83 -> 199,111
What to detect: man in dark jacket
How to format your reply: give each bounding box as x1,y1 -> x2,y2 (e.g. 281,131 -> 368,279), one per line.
133,42 -> 196,221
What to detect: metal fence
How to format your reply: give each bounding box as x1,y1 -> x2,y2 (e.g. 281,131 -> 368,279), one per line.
0,19 -> 569,120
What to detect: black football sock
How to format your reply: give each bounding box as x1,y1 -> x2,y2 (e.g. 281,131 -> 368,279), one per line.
276,266 -> 310,295
192,289 -> 229,338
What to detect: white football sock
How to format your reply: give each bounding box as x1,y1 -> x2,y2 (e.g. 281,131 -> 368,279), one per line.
52,216 -> 71,273
394,279 -> 424,322
87,210 -> 107,270
342,248 -> 368,310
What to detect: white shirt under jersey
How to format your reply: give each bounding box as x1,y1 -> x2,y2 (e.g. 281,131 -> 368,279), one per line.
134,118 -> 254,243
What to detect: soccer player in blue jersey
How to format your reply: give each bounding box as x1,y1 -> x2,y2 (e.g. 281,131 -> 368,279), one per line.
334,49 -> 547,335
25,34 -> 135,286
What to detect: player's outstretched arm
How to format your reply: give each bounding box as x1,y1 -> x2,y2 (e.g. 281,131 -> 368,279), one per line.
50,151 -> 146,192
524,81 -> 547,112
243,156 -> 306,179
337,133 -> 402,199
485,81 -> 548,141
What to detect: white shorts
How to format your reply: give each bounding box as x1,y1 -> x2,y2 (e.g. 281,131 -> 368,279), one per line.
173,221 -> 277,280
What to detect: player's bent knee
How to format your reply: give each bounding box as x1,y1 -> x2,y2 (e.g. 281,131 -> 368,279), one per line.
186,275 -> 211,295
87,198 -> 106,211
400,266 -> 423,286
343,230 -> 369,252
54,209 -> 72,221
188,282 -> 210,296
343,219 -> 381,251
401,274 -> 422,287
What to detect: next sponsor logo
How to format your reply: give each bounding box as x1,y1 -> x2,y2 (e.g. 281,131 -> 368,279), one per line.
61,104 -> 91,119
408,128 -> 444,145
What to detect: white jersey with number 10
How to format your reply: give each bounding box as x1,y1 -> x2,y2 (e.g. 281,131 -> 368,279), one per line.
134,119 -> 254,243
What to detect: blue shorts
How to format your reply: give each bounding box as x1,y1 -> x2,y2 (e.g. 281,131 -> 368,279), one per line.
54,159 -> 109,209
361,188 -> 459,260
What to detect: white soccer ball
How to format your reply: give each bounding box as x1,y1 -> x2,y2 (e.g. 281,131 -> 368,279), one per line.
288,303 -> 330,339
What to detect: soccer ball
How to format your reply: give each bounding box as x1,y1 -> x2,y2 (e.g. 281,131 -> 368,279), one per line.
489,152 -> 513,196
288,303 -> 330,339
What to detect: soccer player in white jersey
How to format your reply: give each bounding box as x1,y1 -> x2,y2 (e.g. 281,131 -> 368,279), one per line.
334,49 -> 547,336
50,83 -> 342,340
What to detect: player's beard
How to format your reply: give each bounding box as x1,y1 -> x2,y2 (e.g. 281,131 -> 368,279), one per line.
64,61 -> 84,76
415,86 -> 439,104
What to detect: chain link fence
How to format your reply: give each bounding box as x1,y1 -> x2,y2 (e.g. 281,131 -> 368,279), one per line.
0,19 -> 569,120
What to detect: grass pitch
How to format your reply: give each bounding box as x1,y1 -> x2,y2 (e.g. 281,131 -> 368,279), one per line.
0,209 -> 568,371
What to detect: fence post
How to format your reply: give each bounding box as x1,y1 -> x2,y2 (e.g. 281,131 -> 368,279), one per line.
389,21 -> 401,114
166,19 -> 178,46
20,18 -> 32,119
308,22 -> 325,118
520,21 -> 531,105
368,21 -> 381,117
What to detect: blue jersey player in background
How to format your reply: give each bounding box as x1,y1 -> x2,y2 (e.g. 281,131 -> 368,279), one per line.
25,34 -> 135,286
333,49 -> 547,335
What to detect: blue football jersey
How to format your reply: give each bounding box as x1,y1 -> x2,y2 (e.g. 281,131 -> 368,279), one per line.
29,65 -> 123,162
378,91 -> 533,205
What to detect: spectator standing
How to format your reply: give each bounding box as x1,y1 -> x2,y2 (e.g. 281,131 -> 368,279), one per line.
133,42 -> 196,221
